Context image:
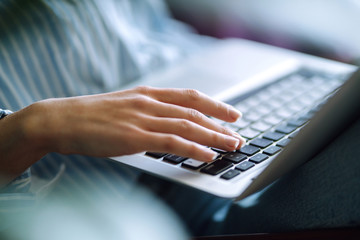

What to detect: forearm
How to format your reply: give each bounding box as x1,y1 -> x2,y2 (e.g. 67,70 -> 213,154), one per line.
0,103 -> 50,187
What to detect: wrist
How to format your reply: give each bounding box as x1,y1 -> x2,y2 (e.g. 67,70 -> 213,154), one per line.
20,100 -> 58,156
0,104 -> 50,185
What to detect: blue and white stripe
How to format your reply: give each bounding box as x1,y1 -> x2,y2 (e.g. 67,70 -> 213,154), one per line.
0,0 -> 204,229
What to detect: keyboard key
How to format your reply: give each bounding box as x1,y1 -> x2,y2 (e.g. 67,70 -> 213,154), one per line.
239,145 -> 260,156
287,118 -> 307,127
286,101 -> 305,112
266,98 -> 284,109
223,152 -> 247,163
276,138 -> 291,147
221,169 -> 240,180
262,132 -> 285,141
308,90 -> 324,101
163,154 -> 188,164
244,96 -> 261,107
235,102 -> 251,113
263,114 -> 283,126
302,92 -> 317,102
267,85 -> 283,95
256,90 -> 273,102
145,152 -> 167,159
263,146 -> 281,155
275,108 -> 293,118
298,116 -> 311,123
275,125 -> 297,134
250,121 -> 272,132
249,153 -> 269,163
289,130 -> 299,139
200,160 -> 233,175
277,92 -> 294,103
235,161 -> 255,171
182,159 -> 207,170
243,111 -> 262,122
226,124 -> 240,132
211,147 -> 228,154
298,94 -> 316,106
239,128 -> 261,139
230,118 -> 251,129
255,104 -> 273,115
249,138 -> 273,148
299,111 -> 314,121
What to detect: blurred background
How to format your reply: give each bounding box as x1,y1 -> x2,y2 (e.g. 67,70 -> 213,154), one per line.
166,0 -> 360,65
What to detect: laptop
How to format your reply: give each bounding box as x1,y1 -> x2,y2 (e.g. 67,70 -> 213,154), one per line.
111,38 -> 359,200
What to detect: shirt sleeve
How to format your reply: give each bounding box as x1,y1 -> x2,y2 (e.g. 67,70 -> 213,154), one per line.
0,169 -> 36,231
1,168 -> 32,193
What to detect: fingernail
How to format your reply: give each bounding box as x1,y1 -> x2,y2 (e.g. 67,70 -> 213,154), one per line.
205,149 -> 218,162
230,107 -> 242,120
240,137 -> 246,148
226,136 -> 240,149
231,132 -> 246,147
232,131 -> 241,138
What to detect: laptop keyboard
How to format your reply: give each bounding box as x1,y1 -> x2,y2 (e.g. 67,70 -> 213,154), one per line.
145,69 -> 346,180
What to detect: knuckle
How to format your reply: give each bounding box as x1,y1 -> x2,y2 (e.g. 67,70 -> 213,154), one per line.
187,108 -> 203,122
131,95 -> 150,109
185,89 -> 201,101
215,101 -> 223,111
211,132 -> 220,143
187,144 -> 199,157
220,126 -> 232,135
163,135 -> 179,152
179,119 -> 193,132
135,85 -> 152,95
134,132 -> 155,153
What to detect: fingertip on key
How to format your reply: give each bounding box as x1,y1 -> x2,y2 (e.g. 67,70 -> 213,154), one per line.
230,107 -> 242,121
203,149 -> 218,162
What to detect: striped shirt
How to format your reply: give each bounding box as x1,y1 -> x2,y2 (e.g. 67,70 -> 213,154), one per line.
0,0 -> 206,229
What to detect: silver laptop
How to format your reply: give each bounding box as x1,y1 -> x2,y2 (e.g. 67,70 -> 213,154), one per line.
111,38 -> 359,200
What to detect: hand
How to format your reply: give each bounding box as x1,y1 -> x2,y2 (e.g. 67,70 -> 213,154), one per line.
1,87 -> 245,185
34,86 -> 244,161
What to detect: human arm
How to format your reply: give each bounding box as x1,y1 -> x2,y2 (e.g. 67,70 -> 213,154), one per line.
0,86 -> 245,187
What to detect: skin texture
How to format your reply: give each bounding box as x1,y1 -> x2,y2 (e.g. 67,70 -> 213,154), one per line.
0,86 -> 245,187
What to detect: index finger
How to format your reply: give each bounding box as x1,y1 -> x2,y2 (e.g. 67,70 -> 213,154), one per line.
135,86 -> 242,122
